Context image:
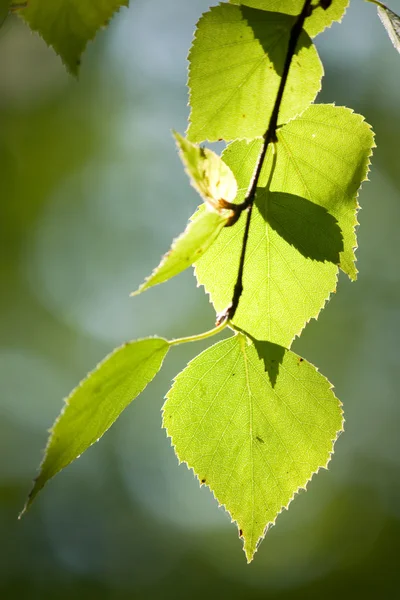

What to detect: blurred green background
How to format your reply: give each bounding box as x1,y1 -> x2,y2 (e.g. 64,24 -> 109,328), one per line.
1,0 -> 400,597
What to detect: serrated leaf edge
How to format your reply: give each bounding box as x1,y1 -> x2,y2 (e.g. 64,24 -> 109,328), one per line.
20,336 -> 169,516
131,209 -> 228,296
19,1 -> 129,76
162,337 -> 344,562
185,4 -> 324,144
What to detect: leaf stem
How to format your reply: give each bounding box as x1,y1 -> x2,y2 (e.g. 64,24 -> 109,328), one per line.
168,318 -> 229,347
220,0 -> 314,324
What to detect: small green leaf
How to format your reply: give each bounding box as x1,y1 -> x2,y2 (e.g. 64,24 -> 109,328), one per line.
164,333 -> 343,562
131,134 -> 238,294
195,105 -> 374,345
132,209 -> 228,295
174,132 -> 238,207
229,0 -> 349,38
187,3 -> 323,142
19,0 -> 129,74
21,337 -> 169,515
377,3 -> 400,53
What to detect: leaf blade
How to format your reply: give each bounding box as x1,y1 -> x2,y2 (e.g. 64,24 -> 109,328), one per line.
132,209 -> 228,295
132,134 -> 237,294
174,132 -> 238,206
163,334 -> 343,562
20,0 -> 129,74
22,337 -> 169,514
187,4 -> 323,142
276,104 -> 375,280
377,3 -> 400,53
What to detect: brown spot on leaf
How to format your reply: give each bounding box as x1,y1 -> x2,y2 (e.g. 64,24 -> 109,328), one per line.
239,529 -> 243,537
201,478 -> 206,484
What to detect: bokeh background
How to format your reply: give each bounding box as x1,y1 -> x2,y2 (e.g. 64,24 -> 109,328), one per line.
1,0 -> 400,597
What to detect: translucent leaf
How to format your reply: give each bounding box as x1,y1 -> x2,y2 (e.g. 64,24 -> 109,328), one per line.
228,0 -> 349,38
195,105 -> 374,346
19,0 -> 129,74
174,132 -> 238,207
187,3 -> 323,143
21,337 -> 169,514
164,333 -> 343,562
132,209 -> 228,295
131,134 -> 237,294
275,104 -> 374,279
377,3 -> 400,53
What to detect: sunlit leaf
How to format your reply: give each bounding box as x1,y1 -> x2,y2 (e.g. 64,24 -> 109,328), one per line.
21,337 -> 169,514
174,132 -> 238,207
274,104 -> 374,280
164,333 -> 343,562
229,0 -> 349,38
187,3 -> 323,142
195,105 -> 374,346
132,209 -> 228,295
131,134 -> 237,294
377,2 -> 400,53
19,0 -> 129,74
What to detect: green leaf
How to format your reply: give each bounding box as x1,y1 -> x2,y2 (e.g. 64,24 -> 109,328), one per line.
229,0 -> 349,38
377,2 -> 400,53
187,3 -> 323,142
132,209 -> 228,295
195,105 -> 374,346
19,0 -> 129,74
275,104 -> 374,280
21,337 -> 169,515
174,132 -> 238,208
131,134 -> 238,295
163,333 -> 343,562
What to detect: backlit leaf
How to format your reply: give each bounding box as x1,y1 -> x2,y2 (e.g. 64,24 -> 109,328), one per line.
131,134 -> 237,294
174,132 -> 238,207
377,2 -> 400,53
164,333 -> 343,562
187,3 -> 323,142
195,105 -> 374,345
19,0 -> 129,74
229,0 -> 349,38
21,337 -> 169,514
132,209 -> 228,295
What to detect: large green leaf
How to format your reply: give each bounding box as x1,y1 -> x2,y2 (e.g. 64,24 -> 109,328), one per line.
229,0 -> 349,38
164,333 -> 343,562
132,209 -> 228,295
20,0 -> 129,74
195,105 -> 374,346
21,337 -> 169,514
187,3 -> 323,142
